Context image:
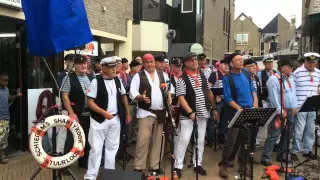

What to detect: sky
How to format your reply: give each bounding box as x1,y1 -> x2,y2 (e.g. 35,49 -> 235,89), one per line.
235,0 -> 302,28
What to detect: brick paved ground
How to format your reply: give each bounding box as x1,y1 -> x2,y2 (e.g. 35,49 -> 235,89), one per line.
1,144 -> 319,180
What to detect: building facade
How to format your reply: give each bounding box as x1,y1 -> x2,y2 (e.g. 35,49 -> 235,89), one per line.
234,13 -> 261,56
203,0 -> 236,60
132,0 -> 170,58
301,0 -> 320,54
168,0 -> 235,61
0,0 -> 133,151
260,14 -> 295,56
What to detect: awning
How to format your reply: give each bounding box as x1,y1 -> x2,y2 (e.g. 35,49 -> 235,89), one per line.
302,12 -> 320,37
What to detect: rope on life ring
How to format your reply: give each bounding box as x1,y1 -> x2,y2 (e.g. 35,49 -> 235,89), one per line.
29,115 -> 86,169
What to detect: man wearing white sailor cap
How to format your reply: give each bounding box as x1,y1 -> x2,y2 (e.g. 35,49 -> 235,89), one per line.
84,57 -> 132,180
291,52 -> 320,160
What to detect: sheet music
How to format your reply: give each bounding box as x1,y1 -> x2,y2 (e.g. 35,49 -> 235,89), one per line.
297,95 -> 312,112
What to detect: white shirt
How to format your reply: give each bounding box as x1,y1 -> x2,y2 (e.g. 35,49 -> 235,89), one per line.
293,65 -> 320,107
129,70 -> 173,119
87,78 -> 126,114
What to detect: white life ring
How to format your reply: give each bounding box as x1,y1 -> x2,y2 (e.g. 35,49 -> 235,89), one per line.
29,115 -> 86,169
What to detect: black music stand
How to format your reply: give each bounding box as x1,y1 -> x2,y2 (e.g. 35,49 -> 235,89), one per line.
209,88 -> 223,151
294,95 -> 320,169
228,108 -> 276,180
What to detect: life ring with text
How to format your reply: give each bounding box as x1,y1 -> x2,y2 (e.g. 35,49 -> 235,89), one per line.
29,115 -> 86,169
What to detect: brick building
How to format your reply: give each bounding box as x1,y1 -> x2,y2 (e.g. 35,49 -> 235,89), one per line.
203,0 -> 236,60
261,14 -> 295,55
0,0 -> 133,152
234,13 -> 261,56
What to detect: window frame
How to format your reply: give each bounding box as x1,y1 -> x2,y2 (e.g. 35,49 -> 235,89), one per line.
181,0 -> 193,13
236,33 -> 248,45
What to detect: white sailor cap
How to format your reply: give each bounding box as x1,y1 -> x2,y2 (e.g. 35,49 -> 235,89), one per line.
112,56 -> 122,63
242,55 -> 252,61
262,54 -> 274,62
100,57 -> 117,67
304,52 -> 320,62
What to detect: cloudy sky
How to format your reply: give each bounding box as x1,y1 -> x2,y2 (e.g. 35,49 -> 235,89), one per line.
235,0 -> 302,28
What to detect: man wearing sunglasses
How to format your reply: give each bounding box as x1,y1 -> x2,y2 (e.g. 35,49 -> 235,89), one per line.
292,52 -> 320,160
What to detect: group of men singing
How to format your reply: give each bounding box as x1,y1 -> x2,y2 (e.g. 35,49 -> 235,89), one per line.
56,50 -> 320,180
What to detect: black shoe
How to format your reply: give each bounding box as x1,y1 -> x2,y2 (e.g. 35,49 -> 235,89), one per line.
193,166 -> 207,176
291,153 -> 299,161
218,161 -> 234,168
303,152 -> 314,158
174,168 -> 182,178
261,160 -> 272,167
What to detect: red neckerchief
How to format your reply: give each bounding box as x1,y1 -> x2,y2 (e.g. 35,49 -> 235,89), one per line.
218,69 -> 225,76
129,71 -> 136,77
119,71 -> 128,84
309,72 -> 314,83
201,66 -> 208,70
185,70 -> 200,88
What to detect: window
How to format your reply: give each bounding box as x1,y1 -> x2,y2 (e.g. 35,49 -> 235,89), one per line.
236,34 -> 248,45
269,42 -> 278,53
182,0 -> 193,13
142,0 -> 161,21
249,50 -> 254,56
236,50 -> 241,54
223,8 -> 229,33
260,41 -> 265,56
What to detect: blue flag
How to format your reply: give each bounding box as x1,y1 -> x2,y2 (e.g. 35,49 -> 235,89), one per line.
22,0 -> 93,57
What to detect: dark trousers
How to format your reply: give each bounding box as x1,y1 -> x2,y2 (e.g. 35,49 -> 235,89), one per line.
117,121 -> 129,157
206,102 -> 227,143
64,115 -> 90,168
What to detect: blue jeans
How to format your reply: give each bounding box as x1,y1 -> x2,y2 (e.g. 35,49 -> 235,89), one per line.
206,102 -> 226,143
292,111 -> 316,154
261,110 -> 294,162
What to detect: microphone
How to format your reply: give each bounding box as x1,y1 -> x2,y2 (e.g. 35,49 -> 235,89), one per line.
263,34 -> 279,43
160,83 -> 168,93
166,29 -> 176,40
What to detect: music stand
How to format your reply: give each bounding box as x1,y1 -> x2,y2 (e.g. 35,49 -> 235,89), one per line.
294,95 -> 320,169
209,87 -> 223,151
228,108 -> 276,180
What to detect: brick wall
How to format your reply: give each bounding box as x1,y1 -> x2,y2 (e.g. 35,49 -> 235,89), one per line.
235,15 -> 261,56
203,0 -> 235,60
85,0 -> 133,37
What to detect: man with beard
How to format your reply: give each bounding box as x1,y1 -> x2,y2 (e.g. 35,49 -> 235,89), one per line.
62,54 -> 91,168
261,59 -> 297,166
130,53 -> 172,175
84,57 -> 131,180
218,53 -> 258,178
174,52 -> 218,178
206,59 -> 229,146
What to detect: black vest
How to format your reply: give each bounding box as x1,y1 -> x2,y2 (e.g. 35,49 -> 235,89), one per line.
261,69 -> 276,100
180,71 -> 210,117
253,75 -> 263,107
138,70 -> 165,111
90,76 -> 124,123
171,76 -> 178,106
68,73 -> 86,116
